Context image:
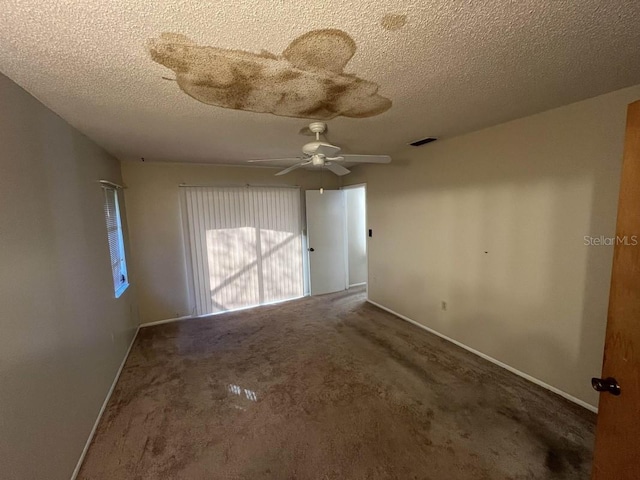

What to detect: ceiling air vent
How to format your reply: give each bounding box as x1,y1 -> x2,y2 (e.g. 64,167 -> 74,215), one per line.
409,137 -> 438,147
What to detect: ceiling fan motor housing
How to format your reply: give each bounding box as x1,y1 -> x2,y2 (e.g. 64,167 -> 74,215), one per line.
308,122 -> 327,134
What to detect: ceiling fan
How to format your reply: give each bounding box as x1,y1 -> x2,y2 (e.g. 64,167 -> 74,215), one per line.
248,122 -> 391,176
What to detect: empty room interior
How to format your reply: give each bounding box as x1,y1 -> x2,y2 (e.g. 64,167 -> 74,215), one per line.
2,1 -> 640,479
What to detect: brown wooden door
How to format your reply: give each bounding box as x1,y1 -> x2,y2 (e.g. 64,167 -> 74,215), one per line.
591,100 -> 640,479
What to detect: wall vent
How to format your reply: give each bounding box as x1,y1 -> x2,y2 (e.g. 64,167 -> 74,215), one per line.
409,137 -> 438,147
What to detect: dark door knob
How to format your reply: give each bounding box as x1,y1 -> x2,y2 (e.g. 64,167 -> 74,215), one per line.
308,247 -> 315,252
591,377 -> 621,396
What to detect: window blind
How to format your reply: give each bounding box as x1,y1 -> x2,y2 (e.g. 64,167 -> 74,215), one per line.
181,186 -> 304,316
103,187 -> 128,295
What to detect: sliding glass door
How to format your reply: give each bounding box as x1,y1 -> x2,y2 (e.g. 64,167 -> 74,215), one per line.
181,186 -> 304,315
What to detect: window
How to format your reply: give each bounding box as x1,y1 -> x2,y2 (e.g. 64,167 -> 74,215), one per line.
103,186 -> 129,298
181,186 -> 304,315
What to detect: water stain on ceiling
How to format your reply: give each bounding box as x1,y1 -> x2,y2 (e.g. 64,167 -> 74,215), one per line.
148,29 -> 392,120
380,14 -> 407,31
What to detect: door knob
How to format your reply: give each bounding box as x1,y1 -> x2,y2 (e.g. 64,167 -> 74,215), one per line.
591,377 -> 621,396
308,247 -> 315,252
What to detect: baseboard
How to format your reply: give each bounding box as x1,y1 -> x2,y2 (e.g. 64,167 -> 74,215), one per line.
348,282 -> 367,288
140,314 -> 194,328
366,299 -> 598,414
70,326 -> 140,480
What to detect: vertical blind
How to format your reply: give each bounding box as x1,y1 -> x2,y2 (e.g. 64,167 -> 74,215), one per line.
181,186 -> 304,316
103,187 -> 128,294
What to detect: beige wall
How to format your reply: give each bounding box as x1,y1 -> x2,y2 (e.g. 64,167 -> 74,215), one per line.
344,84 -> 640,408
121,161 -> 338,324
0,74 -> 138,479
345,186 -> 367,286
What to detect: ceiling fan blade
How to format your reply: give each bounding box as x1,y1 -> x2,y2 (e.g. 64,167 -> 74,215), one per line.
324,163 -> 351,176
325,156 -> 344,162
247,157 -> 302,163
341,154 -> 391,164
275,160 -> 312,176
315,143 -> 341,157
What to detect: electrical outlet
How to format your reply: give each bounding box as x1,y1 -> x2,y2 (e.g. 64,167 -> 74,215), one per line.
441,301 -> 447,311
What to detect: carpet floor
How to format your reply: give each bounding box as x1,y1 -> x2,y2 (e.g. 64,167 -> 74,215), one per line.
79,287 -> 595,479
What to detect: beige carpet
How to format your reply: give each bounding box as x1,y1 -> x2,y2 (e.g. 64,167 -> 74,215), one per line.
79,287 -> 595,479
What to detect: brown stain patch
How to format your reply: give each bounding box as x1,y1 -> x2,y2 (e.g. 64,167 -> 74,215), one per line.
148,29 -> 391,120
381,14 -> 407,31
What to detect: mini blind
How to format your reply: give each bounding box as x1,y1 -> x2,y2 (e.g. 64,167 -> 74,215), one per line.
103,187 -> 128,296
181,186 -> 304,316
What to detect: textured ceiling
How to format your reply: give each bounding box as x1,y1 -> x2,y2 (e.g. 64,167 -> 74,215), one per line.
1,1 -> 640,166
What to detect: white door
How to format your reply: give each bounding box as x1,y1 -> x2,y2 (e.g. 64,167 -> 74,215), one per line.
305,190 -> 347,295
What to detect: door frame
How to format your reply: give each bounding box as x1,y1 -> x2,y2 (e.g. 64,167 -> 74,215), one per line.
341,183 -> 368,297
